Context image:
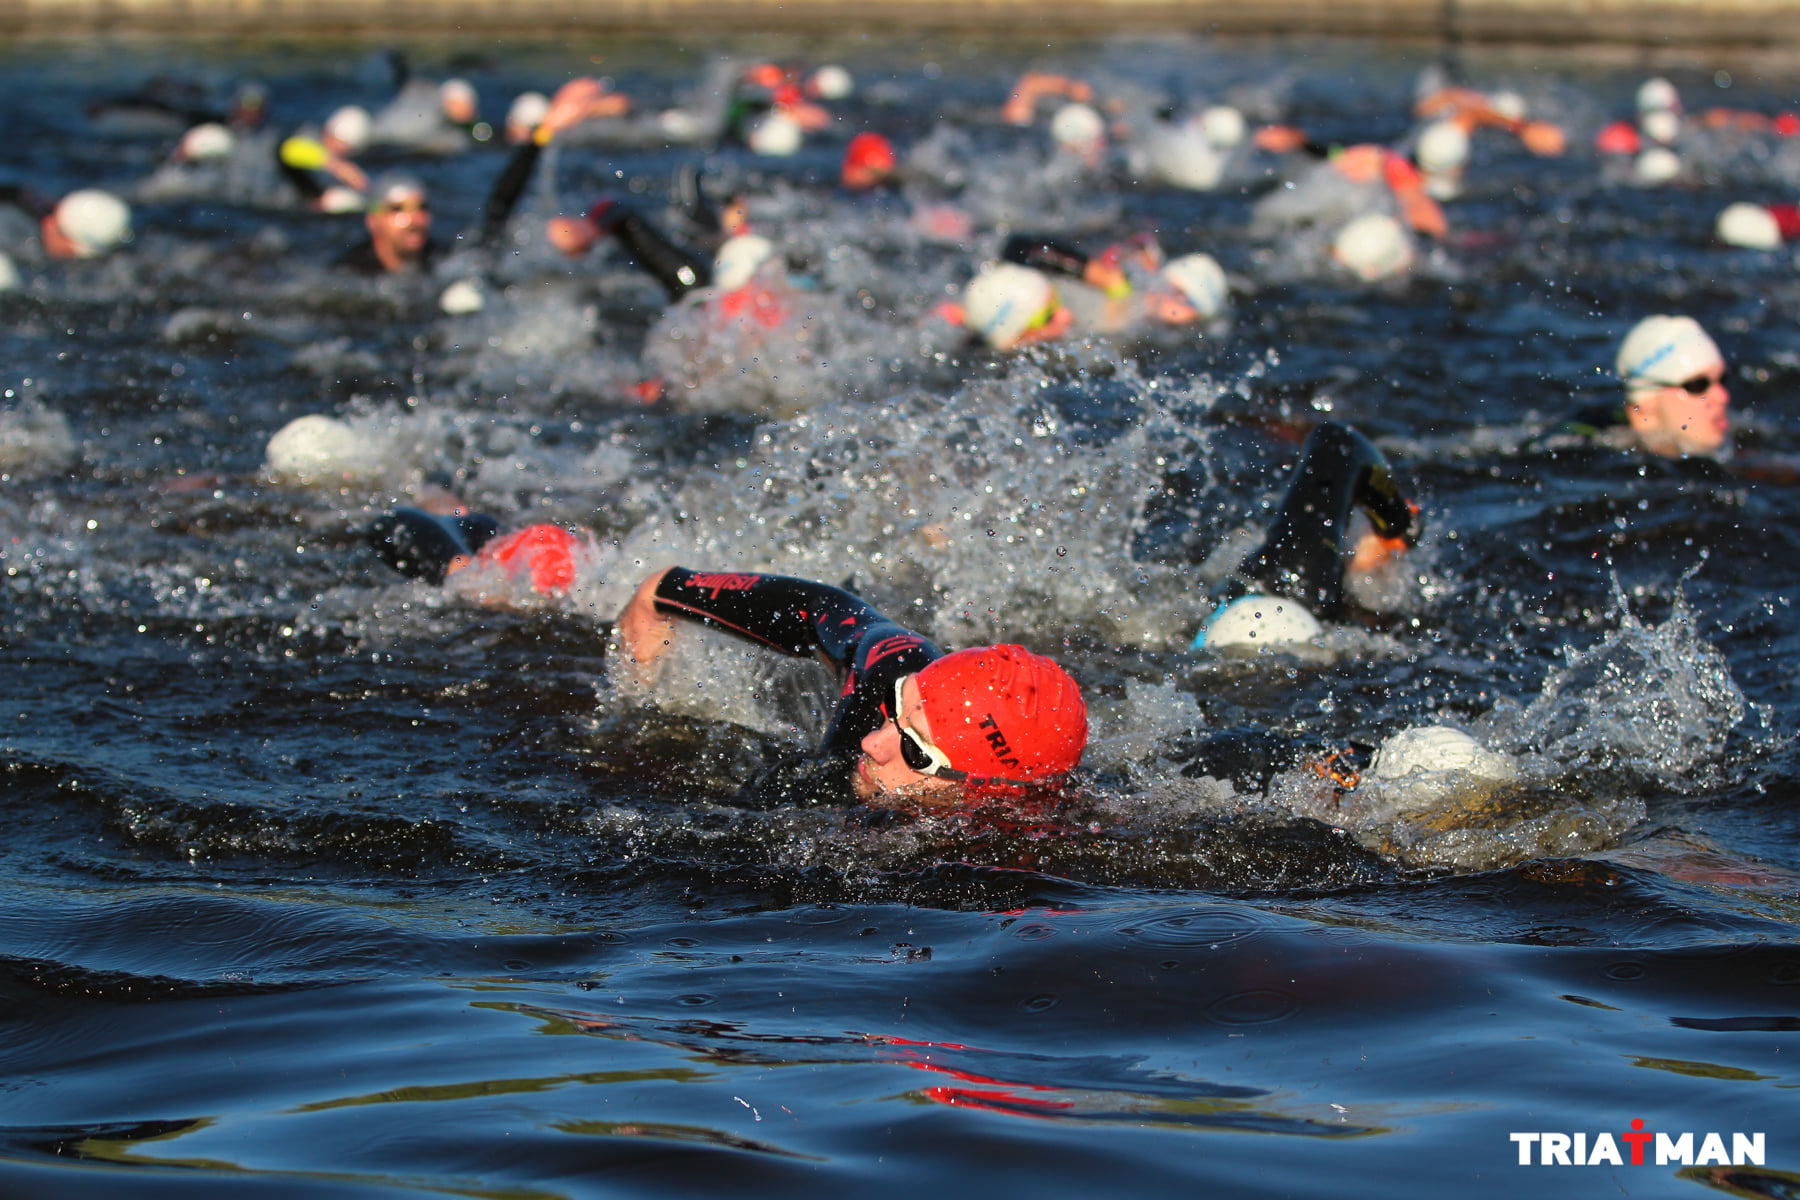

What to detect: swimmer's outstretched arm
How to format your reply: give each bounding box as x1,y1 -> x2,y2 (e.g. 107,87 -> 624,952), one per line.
615,566 -> 932,672
1244,422 -> 1418,618
482,78 -> 627,246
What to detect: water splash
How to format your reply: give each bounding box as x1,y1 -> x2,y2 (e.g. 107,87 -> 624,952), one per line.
1494,580 -> 1745,790
0,398 -> 75,479
580,357 -> 1219,651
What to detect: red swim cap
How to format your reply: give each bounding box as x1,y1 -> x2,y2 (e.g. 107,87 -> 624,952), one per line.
1382,150 -> 1423,194
914,645 -> 1086,783
1595,120 -> 1641,156
1769,203 -> 1800,240
743,63 -> 789,91
478,524 -> 582,595
842,132 -> 897,189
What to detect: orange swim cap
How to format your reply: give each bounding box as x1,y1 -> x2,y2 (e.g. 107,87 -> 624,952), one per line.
914,645 -> 1086,783
478,524 -> 582,595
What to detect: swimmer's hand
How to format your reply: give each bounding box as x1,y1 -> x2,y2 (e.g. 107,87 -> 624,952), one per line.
1518,120 -> 1565,156
615,568 -> 677,668
546,215 -> 600,257
1348,530 -> 1410,576
1253,124 -> 1308,154
536,78 -> 629,145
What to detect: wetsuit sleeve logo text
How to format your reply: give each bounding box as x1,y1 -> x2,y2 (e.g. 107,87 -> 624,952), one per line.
684,572 -> 762,599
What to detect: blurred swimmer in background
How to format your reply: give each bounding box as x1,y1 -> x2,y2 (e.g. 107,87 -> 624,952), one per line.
1556,315 -> 1731,459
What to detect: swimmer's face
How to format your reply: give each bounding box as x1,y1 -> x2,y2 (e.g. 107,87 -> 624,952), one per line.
441,86 -> 479,127
1630,359 -> 1730,456
719,196 -> 750,238
546,216 -> 599,258
853,675 -> 962,807
367,190 -> 432,264
1146,289 -> 1200,326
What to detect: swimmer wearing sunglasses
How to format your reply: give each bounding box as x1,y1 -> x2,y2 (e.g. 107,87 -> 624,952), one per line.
1550,315 -> 1731,459
614,568 -> 1087,805
335,173 -> 438,276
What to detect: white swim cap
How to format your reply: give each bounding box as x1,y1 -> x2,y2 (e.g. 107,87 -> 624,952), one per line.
439,279 -> 484,315
1489,90 -> 1527,121
1148,121 -> 1224,190
747,109 -> 804,156
1369,725 -> 1516,783
179,122 -> 237,161
0,250 -> 19,292
1161,252 -> 1229,319
660,108 -> 708,141
1640,108 -> 1681,146
52,189 -> 132,258
1050,102 -> 1105,155
324,105 -> 372,153
440,78 -> 478,115
1415,119 -> 1470,173
1716,202 -> 1782,249
1633,146 -> 1682,185
1193,593 -> 1323,651
712,233 -> 776,293
1200,104 -> 1247,148
810,65 -> 854,101
265,414 -> 384,483
319,185 -> 366,214
1616,315 -> 1722,390
1332,213 -> 1414,282
1637,77 -> 1681,115
506,91 -> 549,133
962,262 -> 1054,349
370,172 -> 427,210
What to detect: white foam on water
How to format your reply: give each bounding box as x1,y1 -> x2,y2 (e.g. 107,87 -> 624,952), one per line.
1261,584 -> 1746,871
583,356 -> 1221,654
0,400 -> 76,478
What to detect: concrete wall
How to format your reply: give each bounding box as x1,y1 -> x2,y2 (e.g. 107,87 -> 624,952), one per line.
3,0 -> 1795,46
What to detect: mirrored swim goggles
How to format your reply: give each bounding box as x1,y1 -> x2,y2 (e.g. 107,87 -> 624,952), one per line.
375,187 -> 430,214
892,675 -> 968,780
887,676 -> 1046,790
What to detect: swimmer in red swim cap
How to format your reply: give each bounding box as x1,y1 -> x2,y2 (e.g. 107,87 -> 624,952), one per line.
615,567 -> 1087,805
367,508 -> 590,599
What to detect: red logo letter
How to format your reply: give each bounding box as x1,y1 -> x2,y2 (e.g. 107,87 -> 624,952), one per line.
1621,1119 -> 1653,1166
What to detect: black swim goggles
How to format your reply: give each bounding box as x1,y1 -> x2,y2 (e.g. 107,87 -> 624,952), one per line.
1630,370 -> 1723,395
1670,371 -> 1724,395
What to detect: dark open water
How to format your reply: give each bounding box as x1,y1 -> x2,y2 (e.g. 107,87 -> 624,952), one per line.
4,32 -> 1800,1198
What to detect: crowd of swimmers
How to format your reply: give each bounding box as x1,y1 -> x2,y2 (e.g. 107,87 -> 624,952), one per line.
3,52 -> 1775,812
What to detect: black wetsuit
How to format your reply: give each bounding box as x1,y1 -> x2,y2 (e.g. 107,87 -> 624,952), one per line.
587,198 -> 712,300
368,509 -> 501,584
1226,421 -> 1418,620
1002,233 -> 1092,282
649,567 -> 941,760
0,185 -> 53,225
479,139 -> 543,248
333,236 -> 441,276
1560,401 -> 1630,438
274,134 -> 330,207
